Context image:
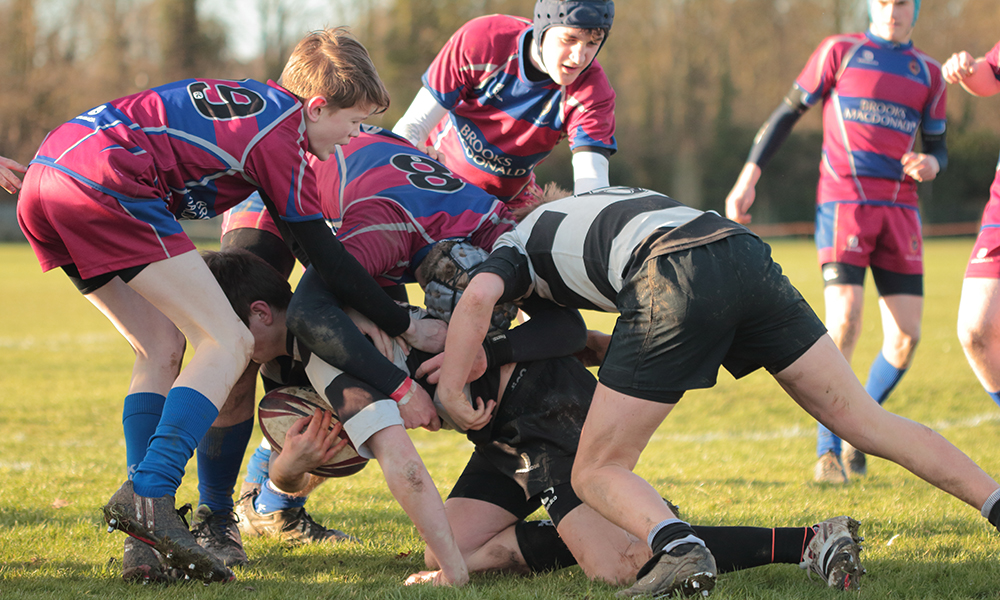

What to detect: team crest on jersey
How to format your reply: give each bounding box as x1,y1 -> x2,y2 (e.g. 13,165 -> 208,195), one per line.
910,235 -> 920,254
857,50 -> 878,66
846,235 -> 860,250
908,60 -> 920,76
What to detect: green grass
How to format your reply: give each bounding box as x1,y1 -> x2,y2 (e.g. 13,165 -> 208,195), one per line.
3,238 -> 1000,599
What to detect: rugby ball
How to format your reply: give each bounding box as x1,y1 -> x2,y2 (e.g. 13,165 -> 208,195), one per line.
257,386 -> 368,478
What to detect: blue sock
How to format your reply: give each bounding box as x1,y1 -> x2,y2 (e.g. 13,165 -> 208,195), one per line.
988,391 -> 1000,409
864,352 -> 907,405
122,393 -> 166,480
133,387 -> 219,498
245,442 -> 273,485
197,418 -> 254,514
254,479 -> 306,515
818,352 -> 908,457
816,422 -> 842,457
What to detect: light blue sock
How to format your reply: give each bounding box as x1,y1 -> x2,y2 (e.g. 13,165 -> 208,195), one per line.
245,442 -> 273,485
197,418 -> 254,513
864,351 -> 907,405
133,387 -> 219,498
254,479 -> 306,515
986,391 -> 1000,409
122,393 -> 166,480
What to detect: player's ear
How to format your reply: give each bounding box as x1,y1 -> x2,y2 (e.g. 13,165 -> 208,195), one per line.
304,96 -> 328,122
249,300 -> 274,325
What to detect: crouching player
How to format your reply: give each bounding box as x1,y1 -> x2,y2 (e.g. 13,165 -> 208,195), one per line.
436,186 -> 1000,597
203,249 -> 470,585
207,244 -> 866,590
16,28 -> 431,584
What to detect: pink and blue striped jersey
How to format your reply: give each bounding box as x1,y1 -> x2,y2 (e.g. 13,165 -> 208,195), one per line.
421,14 -> 616,203
795,32 -> 946,206
30,78 -> 323,233
224,126 -> 515,285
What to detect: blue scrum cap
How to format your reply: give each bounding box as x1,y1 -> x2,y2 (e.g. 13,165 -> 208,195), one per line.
533,0 -> 615,59
868,0 -> 920,25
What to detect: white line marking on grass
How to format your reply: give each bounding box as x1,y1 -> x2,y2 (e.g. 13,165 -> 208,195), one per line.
653,413 -> 1000,444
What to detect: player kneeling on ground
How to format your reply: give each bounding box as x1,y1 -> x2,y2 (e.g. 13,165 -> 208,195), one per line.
435,186 -> 1000,598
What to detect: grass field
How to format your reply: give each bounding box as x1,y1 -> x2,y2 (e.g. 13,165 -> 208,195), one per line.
3,238 -> 1000,599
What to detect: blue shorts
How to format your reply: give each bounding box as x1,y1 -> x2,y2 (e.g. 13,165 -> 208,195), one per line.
598,234 -> 828,403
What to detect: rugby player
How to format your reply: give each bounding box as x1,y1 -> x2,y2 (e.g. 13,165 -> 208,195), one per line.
436,186 -> 1000,598
725,0 -> 945,483
942,44 -> 1000,410
16,28 -> 445,584
392,0 -> 617,211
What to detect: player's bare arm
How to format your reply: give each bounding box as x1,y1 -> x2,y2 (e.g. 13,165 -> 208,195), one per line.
269,410 -> 348,494
943,52 -> 1000,97
402,316 -> 448,353
0,155 -> 27,194
436,272 -> 505,431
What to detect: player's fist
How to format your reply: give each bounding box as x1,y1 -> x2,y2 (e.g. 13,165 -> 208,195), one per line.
726,163 -> 762,225
943,51 -> 977,84
0,156 -> 27,194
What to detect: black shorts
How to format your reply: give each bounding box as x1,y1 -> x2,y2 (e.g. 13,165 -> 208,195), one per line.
598,233 -> 828,403
61,263 -> 147,295
467,354 -> 595,500
448,451 -> 582,527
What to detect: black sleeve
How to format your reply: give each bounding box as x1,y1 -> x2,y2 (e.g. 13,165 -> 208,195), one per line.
481,295 -> 588,369
921,131 -> 948,173
474,245 -> 534,303
746,86 -> 810,169
281,219 -> 411,338
572,145 -> 613,159
285,267 -> 408,397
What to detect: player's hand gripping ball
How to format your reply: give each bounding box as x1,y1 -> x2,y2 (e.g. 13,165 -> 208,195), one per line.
258,386 -> 368,477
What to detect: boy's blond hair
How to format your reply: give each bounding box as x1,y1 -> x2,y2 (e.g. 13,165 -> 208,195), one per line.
280,27 -> 390,112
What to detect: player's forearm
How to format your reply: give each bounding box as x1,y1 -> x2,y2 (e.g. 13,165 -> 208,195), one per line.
368,426 -> 469,585
572,150 -> 610,194
268,452 -> 311,495
286,219 -> 411,337
392,87 -> 450,147
746,88 -> 808,169
438,275 -> 504,399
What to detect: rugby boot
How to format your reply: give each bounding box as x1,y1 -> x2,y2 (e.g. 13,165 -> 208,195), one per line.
191,504 -> 249,567
800,516 -> 865,591
814,450 -> 849,484
122,536 -> 182,584
103,480 -> 235,583
617,543 -> 717,598
842,443 -> 867,477
235,488 -> 357,545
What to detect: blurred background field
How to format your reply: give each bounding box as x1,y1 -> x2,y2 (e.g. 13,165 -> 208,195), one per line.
1,0 -> 999,240
3,237 -> 1000,599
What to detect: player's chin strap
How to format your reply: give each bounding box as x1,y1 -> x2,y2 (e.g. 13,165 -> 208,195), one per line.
423,242 -> 517,332
533,0 -> 615,69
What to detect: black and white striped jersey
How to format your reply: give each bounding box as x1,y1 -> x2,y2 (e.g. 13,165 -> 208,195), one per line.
485,187 -> 750,311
